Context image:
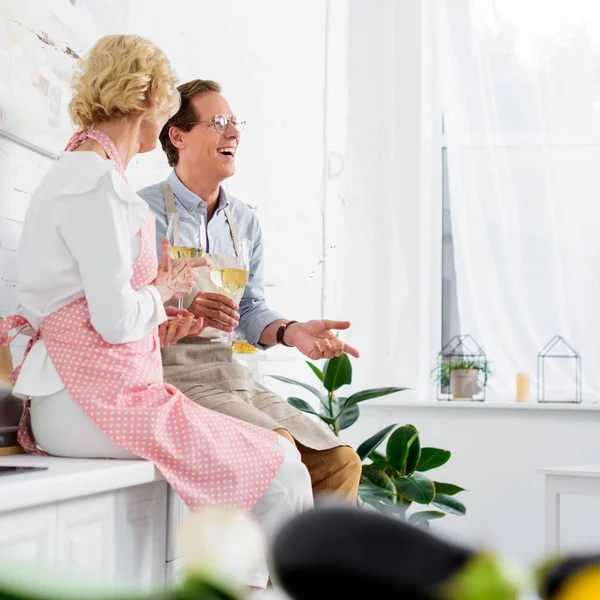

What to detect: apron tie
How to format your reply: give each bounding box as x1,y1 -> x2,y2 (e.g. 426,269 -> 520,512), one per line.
0,315 -> 47,455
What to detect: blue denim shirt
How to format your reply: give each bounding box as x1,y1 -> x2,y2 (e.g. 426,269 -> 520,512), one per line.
137,170 -> 283,347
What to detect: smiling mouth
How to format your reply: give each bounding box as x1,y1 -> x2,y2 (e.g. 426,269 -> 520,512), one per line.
218,147 -> 236,157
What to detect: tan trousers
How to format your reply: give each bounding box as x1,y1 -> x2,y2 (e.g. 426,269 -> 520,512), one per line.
275,429 -> 361,502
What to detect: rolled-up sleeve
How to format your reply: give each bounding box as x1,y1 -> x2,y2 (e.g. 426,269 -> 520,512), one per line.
58,174 -> 167,345
237,217 -> 283,348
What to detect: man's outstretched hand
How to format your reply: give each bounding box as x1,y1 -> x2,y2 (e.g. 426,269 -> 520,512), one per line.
284,320 -> 360,361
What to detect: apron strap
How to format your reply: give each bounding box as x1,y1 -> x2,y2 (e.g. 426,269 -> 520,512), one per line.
163,181 -> 180,246
224,206 -> 240,258
162,179 -> 240,257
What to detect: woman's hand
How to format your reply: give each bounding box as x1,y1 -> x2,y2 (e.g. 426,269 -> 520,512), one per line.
153,239 -> 209,304
158,306 -> 205,348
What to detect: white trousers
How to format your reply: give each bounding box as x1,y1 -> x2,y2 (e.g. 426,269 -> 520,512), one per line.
30,390 -> 313,588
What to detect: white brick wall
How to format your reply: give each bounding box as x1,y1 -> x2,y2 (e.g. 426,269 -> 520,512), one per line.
0,136 -> 52,366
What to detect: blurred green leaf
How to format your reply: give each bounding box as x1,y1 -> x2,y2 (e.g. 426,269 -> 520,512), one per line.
356,424 -> 397,460
287,397 -> 319,415
432,493 -> 467,515
433,482 -> 465,496
405,426 -> 421,476
339,404 -> 360,430
387,425 -> 419,472
345,387 -> 409,408
361,464 -> 396,499
323,354 -> 352,392
394,473 -> 436,505
408,510 -> 446,525
417,448 -> 451,472
318,415 -> 337,426
267,375 -> 321,400
306,361 -> 324,382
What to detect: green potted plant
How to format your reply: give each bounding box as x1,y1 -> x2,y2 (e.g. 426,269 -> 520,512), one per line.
269,355 -> 466,528
433,357 -> 490,401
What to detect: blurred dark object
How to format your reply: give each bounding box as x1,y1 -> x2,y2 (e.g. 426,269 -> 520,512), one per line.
272,506 -> 470,599
537,553 -> 600,599
0,379 -> 23,454
0,381 -> 21,431
272,506 -> 520,600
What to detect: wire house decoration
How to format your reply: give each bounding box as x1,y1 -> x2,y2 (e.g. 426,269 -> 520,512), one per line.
537,335 -> 582,404
434,335 -> 488,402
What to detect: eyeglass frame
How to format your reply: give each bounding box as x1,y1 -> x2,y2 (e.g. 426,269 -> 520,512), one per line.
189,114 -> 246,134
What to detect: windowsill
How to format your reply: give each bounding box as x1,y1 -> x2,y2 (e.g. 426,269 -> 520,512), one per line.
364,400 -> 600,411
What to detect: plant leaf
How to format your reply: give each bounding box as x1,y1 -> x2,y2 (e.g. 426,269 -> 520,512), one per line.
417,448 -> 451,472
386,425 -> 419,472
356,424 -> 398,460
318,415 -> 337,426
339,404 -> 360,430
306,361 -> 324,382
432,482 -> 465,496
287,397 -> 319,416
367,451 -> 388,470
267,375 -> 321,400
404,425 -> 421,476
361,465 -> 396,499
344,387 -> 409,408
323,353 -> 352,392
394,473 -> 436,505
408,511 -> 446,525
432,494 -> 467,516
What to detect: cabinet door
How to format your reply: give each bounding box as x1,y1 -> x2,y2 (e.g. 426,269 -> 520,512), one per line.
115,481 -> 168,590
165,558 -> 186,585
0,504 -> 57,565
56,493 -> 116,585
166,486 -> 189,561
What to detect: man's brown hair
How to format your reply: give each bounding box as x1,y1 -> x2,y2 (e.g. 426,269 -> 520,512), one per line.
159,79 -> 222,167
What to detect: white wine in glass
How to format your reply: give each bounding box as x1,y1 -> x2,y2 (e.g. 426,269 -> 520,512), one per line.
166,213 -> 207,309
209,268 -> 248,295
171,246 -> 204,259
210,238 -> 250,344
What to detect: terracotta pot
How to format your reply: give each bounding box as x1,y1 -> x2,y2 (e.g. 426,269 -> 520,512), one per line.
450,369 -> 478,400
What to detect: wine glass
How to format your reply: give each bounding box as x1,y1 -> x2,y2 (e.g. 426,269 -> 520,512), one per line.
210,238 -> 249,344
166,212 -> 207,310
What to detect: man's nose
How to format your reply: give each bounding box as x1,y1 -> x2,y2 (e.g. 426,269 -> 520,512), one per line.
226,124 -> 240,140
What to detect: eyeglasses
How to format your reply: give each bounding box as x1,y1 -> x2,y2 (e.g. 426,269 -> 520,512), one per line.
190,114 -> 246,134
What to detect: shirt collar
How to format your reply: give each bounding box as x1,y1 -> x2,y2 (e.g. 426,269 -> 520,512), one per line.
167,170 -> 229,213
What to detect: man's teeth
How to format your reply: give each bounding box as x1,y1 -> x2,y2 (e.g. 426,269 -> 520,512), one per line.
218,148 -> 235,156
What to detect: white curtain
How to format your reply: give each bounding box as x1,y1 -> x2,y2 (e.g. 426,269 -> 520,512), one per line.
436,0 -> 600,401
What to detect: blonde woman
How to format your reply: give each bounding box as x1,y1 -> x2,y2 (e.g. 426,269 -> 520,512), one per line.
0,35 -> 312,589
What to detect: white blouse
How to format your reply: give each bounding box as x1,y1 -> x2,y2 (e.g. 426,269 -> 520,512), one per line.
13,152 -> 167,399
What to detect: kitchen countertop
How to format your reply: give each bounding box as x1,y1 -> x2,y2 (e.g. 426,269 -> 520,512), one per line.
0,455 -> 163,513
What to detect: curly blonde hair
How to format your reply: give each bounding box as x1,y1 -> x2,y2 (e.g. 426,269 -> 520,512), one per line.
69,35 -> 179,130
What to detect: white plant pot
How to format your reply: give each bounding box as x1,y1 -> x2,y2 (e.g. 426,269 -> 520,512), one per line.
450,369 -> 478,400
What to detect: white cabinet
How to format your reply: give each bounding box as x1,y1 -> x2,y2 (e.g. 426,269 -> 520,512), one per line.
57,493 -> 116,586
115,482 -> 168,590
0,478 -> 169,590
165,558 -> 186,585
166,486 -> 189,562
0,504 -> 57,565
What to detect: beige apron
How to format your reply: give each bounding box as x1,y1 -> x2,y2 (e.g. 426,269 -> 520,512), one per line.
160,182 -> 341,451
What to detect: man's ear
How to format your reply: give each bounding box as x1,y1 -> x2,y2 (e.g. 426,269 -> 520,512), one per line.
169,126 -> 186,149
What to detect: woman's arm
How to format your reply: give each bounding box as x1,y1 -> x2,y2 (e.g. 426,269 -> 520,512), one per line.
58,173 -> 167,345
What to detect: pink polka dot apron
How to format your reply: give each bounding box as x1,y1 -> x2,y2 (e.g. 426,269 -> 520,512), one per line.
0,130 -> 284,510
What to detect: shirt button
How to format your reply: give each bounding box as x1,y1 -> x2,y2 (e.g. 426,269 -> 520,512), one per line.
188,207 -> 193,213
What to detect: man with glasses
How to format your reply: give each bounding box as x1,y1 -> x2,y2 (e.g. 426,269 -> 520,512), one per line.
137,80 -> 362,502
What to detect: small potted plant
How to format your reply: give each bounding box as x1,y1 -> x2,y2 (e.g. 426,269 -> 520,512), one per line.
447,358 -> 488,400
432,357 -> 490,401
